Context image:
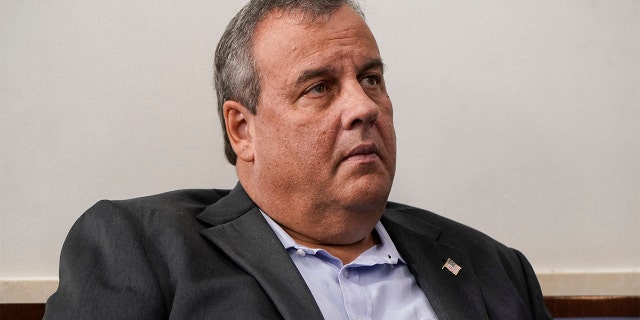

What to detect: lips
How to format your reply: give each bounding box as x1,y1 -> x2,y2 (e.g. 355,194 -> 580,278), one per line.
344,143 -> 380,162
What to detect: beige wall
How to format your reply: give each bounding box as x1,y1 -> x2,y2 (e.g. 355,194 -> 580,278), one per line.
1,0 -> 638,301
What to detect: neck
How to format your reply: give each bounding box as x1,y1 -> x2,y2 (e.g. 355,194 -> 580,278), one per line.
282,224 -> 378,264
237,165 -> 386,264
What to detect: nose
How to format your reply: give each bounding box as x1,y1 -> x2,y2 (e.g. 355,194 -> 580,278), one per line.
341,83 -> 379,130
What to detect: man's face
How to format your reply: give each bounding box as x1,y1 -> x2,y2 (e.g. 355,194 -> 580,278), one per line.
249,5 -> 396,217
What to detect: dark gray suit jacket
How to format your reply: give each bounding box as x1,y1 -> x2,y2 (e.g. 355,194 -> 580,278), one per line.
44,184 -> 552,319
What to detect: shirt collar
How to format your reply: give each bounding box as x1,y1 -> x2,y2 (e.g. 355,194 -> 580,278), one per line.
261,210 -> 406,266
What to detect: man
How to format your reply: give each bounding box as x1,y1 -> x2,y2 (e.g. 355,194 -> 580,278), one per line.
44,0 -> 552,319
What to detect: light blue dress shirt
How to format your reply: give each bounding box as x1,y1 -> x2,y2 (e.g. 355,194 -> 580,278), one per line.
262,212 -> 438,320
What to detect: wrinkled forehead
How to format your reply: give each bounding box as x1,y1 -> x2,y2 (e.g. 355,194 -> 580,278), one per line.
250,5 -> 382,98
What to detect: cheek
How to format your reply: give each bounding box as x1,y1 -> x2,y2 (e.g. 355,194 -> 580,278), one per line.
376,111 -> 397,162
256,105 -> 342,163
257,116 -> 327,161
377,107 -> 396,139
254,116 -> 288,160
295,123 -> 337,158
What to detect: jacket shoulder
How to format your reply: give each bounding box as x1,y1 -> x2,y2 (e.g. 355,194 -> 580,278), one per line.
383,201 -> 529,282
67,188 -> 233,243
384,201 -> 505,250
111,188 -> 231,211
83,188 -> 230,219
384,201 -> 552,319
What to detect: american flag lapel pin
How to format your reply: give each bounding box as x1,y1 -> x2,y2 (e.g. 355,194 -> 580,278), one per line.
442,258 -> 462,276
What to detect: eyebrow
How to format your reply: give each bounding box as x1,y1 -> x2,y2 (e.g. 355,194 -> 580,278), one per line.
295,67 -> 335,87
360,59 -> 386,75
294,58 -> 386,87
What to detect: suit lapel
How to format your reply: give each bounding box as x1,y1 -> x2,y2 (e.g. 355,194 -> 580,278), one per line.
197,184 -> 323,320
196,184 -> 489,319
382,208 -> 489,320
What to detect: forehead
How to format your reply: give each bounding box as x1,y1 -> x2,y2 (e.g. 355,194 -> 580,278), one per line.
251,5 -> 380,79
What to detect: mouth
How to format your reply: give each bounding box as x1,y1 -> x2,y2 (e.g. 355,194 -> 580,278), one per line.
344,143 -> 380,162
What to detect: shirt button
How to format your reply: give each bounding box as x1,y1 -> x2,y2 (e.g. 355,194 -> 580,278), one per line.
343,269 -> 349,277
296,249 -> 306,257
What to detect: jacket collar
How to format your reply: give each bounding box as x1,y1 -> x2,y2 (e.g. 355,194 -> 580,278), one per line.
382,207 -> 489,320
198,183 -> 488,320
197,183 -> 324,320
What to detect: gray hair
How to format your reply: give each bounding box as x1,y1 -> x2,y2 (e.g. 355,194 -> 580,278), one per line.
214,0 -> 364,164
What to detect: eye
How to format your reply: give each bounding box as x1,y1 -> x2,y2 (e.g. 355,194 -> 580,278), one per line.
360,75 -> 381,88
304,82 -> 330,97
311,84 -> 327,93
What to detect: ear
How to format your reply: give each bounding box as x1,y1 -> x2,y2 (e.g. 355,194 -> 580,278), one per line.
223,100 -> 255,163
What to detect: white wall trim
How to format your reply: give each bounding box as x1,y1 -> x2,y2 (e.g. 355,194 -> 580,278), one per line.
1,272 -> 638,303
537,272 -> 640,296
0,278 -> 58,303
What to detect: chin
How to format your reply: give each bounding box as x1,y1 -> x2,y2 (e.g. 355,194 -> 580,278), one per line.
343,179 -> 392,210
